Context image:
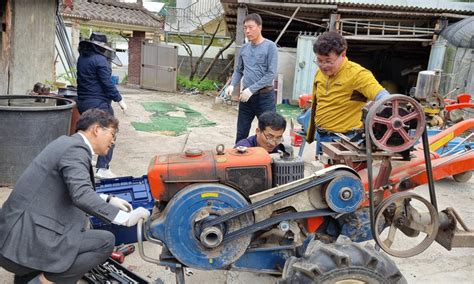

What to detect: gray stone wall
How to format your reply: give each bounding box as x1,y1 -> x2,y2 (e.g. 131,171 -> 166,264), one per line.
177,56 -> 232,82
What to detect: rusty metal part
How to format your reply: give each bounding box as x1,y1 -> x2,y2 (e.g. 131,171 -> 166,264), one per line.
216,144 -> 225,155
366,95 -> 425,152
436,208 -> 474,250
374,157 -> 392,189
428,114 -> 444,127
200,226 -> 224,248
373,192 -> 439,258
321,135 -> 401,168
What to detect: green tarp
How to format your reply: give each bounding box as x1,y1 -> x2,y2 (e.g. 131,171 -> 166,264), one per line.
132,102 -> 216,136
132,102 -> 302,136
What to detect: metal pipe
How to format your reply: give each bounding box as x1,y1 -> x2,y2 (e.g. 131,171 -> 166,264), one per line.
55,44 -> 69,77
136,219 -> 181,268
440,133 -> 473,158
251,7 -> 327,29
275,6 -> 300,45
446,207 -> 472,232
364,123 -> 376,240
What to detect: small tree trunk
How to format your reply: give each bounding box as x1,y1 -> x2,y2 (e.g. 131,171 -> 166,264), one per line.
199,37 -> 235,82
189,21 -> 222,80
177,34 -> 194,80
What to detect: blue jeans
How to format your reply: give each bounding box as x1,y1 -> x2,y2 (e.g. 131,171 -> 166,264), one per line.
316,130 -> 356,156
236,91 -> 276,143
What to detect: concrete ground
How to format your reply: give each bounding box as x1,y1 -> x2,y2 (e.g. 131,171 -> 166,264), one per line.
0,87 -> 473,283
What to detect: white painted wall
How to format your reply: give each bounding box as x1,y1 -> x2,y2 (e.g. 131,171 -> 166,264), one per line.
167,42 -> 234,59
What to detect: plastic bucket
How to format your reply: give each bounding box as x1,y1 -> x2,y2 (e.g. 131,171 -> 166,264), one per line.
0,95 -> 75,186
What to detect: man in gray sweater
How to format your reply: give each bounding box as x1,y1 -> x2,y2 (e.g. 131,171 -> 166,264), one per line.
225,13 -> 278,143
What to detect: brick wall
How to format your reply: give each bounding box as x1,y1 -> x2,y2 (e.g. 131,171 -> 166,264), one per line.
128,31 -> 145,85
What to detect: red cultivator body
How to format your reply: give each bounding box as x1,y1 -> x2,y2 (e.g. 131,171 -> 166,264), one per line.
321,94 -> 473,258
357,118 -> 474,193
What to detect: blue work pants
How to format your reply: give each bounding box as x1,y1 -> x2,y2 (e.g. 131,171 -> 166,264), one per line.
316,131 -> 356,157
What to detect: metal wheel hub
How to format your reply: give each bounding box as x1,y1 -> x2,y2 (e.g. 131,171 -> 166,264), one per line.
373,192 -> 439,258
366,95 -> 425,152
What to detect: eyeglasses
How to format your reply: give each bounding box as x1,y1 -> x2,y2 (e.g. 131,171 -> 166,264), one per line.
262,131 -> 283,144
102,127 -> 117,141
314,55 -> 341,67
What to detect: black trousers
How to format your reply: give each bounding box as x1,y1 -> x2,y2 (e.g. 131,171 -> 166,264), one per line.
0,230 -> 115,283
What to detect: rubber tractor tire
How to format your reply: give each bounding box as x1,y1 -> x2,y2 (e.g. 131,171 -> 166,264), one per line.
452,171 -> 472,183
281,236 -> 406,284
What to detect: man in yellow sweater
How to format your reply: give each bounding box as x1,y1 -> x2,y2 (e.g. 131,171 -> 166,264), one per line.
305,31 -> 390,157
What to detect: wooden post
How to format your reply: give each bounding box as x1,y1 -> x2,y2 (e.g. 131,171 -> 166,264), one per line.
329,13 -> 340,32
232,5 -> 247,99
275,6 -> 300,45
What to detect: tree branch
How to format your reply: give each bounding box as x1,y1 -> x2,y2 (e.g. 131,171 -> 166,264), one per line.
200,36 -> 235,82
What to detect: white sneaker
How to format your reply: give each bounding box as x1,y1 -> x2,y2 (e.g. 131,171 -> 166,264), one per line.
95,168 -> 117,179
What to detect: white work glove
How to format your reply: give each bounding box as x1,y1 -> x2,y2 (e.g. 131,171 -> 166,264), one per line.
125,207 -> 150,227
109,196 -> 133,212
225,85 -> 234,98
240,88 -> 253,102
118,99 -> 127,113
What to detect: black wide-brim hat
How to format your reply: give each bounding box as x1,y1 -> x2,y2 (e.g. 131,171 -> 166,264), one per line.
80,32 -> 123,66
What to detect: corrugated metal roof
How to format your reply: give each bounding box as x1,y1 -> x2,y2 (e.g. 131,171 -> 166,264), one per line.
441,16 -> 474,48
282,0 -> 474,14
60,0 -> 163,30
223,0 -> 473,47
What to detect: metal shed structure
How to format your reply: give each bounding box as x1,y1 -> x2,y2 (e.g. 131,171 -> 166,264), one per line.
221,0 -> 474,98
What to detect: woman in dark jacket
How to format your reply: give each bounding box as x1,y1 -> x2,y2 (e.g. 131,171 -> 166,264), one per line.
77,32 -> 126,179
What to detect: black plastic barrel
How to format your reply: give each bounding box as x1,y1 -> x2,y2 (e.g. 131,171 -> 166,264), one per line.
0,95 -> 75,186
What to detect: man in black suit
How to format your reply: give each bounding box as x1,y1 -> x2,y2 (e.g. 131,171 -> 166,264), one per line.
0,109 -> 150,283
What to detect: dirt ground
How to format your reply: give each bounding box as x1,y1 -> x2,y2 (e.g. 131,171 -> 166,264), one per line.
0,87 -> 473,283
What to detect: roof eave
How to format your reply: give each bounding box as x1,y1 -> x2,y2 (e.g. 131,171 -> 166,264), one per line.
62,16 -> 163,33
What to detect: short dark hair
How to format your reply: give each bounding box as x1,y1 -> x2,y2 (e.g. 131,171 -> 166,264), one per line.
244,13 -> 262,26
313,31 -> 347,56
76,108 -> 119,132
258,111 -> 286,131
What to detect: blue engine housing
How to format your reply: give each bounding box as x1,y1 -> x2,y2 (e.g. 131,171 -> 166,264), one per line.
147,183 -> 254,269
